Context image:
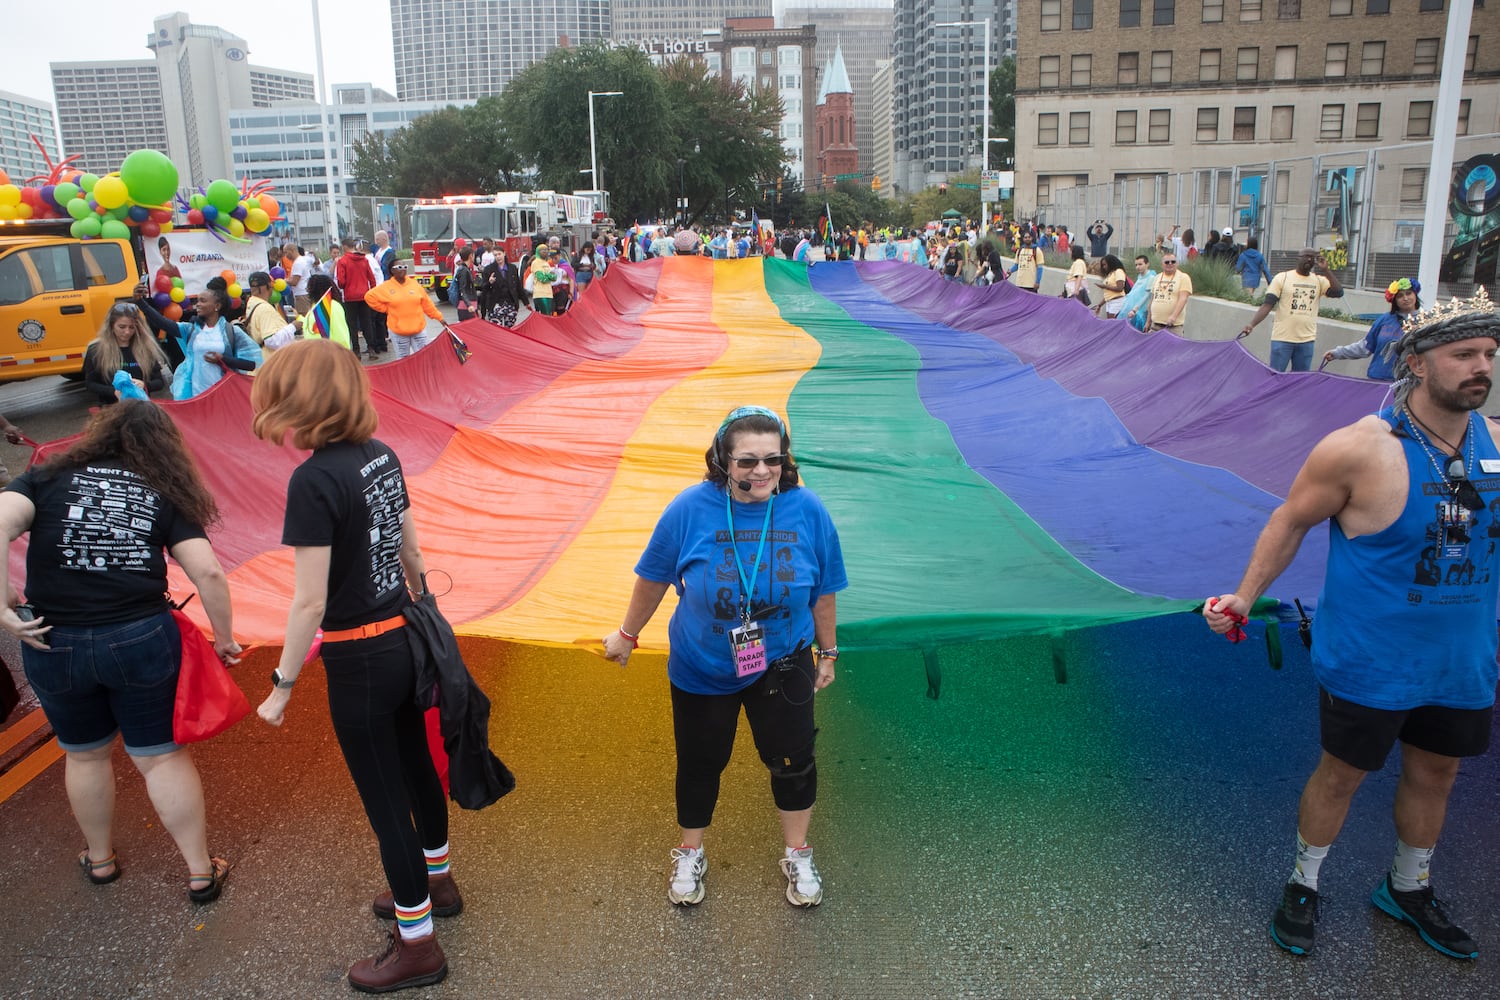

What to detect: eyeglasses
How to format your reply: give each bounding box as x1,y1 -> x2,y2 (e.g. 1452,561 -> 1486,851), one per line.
1446,455 -> 1486,511
1162,259 -> 1178,265
729,454 -> 786,470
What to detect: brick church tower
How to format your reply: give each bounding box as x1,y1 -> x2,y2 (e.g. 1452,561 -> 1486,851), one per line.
814,43 -> 857,190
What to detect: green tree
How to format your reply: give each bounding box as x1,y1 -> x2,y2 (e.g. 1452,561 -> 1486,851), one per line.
989,57 -> 1016,169
908,171 -> 981,229
347,101 -> 523,197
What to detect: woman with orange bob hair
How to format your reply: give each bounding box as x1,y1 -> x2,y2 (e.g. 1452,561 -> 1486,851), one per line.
250,339 -> 457,993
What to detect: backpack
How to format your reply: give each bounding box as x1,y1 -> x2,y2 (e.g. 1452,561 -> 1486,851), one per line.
446,265 -> 468,305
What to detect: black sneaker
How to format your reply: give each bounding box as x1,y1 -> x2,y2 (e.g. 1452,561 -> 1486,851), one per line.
1371,875 -> 1479,959
1270,881 -> 1319,955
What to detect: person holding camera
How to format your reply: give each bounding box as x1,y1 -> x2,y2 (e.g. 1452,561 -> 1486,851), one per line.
602,406 -> 848,909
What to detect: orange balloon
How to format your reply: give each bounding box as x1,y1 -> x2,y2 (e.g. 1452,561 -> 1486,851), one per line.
259,193 -> 280,220
0,168 -> 9,185
164,303 -> 184,321
220,268 -> 236,283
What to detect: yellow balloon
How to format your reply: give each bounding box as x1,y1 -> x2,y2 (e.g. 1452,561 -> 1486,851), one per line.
160,221 -> 173,233
169,286 -> 186,303
94,175 -> 129,210
227,282 -> 243,299
0,204 -> 16,220
227,218 -> 245,238
17,203 -> 33,219
245,208 -> 270,232
0,184 -> 19,207
273,277 -> 287,292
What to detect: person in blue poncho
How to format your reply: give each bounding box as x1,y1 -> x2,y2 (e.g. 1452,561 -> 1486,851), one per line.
1322,277 -> 1421,381
140,286 -> 262,400
1120,254 -> 1158,332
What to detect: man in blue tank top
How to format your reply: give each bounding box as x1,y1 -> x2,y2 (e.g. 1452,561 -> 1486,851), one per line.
1205,291 -> 1500,962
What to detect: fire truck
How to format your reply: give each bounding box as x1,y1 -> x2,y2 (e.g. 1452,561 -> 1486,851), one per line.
409,191 -> 603,296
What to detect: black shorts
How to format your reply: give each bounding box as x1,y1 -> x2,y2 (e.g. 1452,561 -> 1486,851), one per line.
1319,687 -> 1494,772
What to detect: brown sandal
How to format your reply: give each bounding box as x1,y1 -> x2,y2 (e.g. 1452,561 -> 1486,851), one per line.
187,856 -> 230,904
79,850 -> 120,885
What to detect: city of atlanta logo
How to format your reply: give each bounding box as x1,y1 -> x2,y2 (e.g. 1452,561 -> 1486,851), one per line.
18,319 -> 45,344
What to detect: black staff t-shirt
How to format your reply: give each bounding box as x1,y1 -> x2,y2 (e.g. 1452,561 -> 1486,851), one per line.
281,439 -> 411,631
6,463 -> 207,626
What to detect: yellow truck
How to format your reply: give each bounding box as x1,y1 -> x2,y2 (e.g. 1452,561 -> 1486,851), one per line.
0,231 -> 139,381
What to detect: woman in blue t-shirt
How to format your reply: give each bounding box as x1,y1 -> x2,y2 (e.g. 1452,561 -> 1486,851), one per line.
603,406 -> 848,910
1322,277 -> 1421,381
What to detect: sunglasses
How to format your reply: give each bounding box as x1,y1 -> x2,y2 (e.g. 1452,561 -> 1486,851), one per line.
1446,455 -> 1486,511
111,303 -> 140,315
730,454 -> 786,470
1162,259 -> 1178,265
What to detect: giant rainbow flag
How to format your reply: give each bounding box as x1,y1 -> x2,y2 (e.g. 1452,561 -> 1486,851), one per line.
17,257 -> 1394,651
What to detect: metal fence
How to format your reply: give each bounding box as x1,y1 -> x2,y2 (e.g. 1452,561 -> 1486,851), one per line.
264,195 -> 423,254
1037,133 -> 1500,295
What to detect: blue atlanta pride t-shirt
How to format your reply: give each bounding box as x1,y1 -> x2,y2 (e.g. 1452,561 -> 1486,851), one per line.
636,481 -> 848,695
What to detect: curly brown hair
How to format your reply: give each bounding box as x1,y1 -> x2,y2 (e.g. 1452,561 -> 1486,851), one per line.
702,409 -> 800,491
38,401 -> 220,527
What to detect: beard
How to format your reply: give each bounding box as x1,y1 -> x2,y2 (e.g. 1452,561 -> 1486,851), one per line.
1424,374 -> 1493,412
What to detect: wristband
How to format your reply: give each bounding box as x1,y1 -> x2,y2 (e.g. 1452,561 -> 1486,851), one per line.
618,627 -> 639,648
817,646 -> 839,661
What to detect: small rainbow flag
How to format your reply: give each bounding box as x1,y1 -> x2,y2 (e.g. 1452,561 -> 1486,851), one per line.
307,288 -> 333,340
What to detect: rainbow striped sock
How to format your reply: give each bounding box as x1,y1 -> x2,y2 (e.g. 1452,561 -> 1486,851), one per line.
424,843 -> 451,877
394,898 -> 433,940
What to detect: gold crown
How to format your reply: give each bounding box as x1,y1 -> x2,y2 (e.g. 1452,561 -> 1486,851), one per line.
1401,285 -> 1497,335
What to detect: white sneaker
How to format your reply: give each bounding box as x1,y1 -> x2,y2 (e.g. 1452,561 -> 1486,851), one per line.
668,846 -> 706,905
780,846 -> 823,907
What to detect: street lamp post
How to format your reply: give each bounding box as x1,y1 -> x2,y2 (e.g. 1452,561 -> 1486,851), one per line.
937,17 -> 992,235
988,137 -> 1010,224
311,0 -> 338,245
588,90 -> 624,198
677,159 -> 687,228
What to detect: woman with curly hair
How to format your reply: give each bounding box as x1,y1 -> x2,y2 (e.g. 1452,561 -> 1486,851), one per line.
0,401 -> 240,902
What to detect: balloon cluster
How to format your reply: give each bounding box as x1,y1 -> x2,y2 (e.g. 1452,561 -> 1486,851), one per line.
175,178 -> 280,244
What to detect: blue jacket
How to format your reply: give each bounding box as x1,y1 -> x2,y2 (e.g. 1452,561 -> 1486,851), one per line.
1234,248 -> 1272,289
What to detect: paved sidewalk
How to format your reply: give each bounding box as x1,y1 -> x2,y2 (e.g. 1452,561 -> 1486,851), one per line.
1,616 -> 1496,999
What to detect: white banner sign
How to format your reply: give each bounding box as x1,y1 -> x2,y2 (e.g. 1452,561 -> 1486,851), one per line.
981,170 -> 1015,201
142,228 -> 270,292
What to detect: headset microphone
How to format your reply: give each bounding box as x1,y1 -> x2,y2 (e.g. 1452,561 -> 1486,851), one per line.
737,479 -> 753,491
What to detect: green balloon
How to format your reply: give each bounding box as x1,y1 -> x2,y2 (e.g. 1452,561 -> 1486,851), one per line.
105,204 -> 130,221
205,178 -> 240,213
76,215 -> 102,238
66,198 -> 92,220
119,149 -> 180,206
100,219 -> 131,240
79,173 -> 99,192
69,219 -> 88,238
54,182 -> 80,205
189,193 -> 207,210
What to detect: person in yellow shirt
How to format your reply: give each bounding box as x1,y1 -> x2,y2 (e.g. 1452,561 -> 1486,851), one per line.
365,261 -> 443,359
1094,255 -> 1130,318
1240,247 -> 1344,371
1147,254 -> 1193,333
526,247 -> 559,316
1008,234 -> 1044,293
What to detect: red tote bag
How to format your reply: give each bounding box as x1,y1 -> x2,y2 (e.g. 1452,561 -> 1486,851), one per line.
171,610 -> 250,743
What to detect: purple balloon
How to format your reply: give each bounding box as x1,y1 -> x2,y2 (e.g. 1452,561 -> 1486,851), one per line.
269,265 -> 286,280
231,205 -> 248,221
87,197 -> 98,212
153,291 -> 171,307
41,184 -> 57,209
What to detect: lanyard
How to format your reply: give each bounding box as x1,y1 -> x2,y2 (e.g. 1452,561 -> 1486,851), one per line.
725,488 -> 774,621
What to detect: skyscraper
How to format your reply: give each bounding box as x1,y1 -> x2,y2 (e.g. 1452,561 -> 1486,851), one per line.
1,91 -> 65,183
612,0 -> 770,42
892,0 -> 1010,195
50,61 -> 168,178
391,0 -> 612,101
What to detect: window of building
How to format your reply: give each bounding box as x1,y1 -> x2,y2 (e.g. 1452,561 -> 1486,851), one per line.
1407,100 -> 1433,137
1419,0 -> 1443,10
1070,111 -> 1092,144
1155,0 -> 1176,24
1361,41 -> 1385,75
1241,0 -> 1263,20
1200,49 -> 1222,81
1116,109 -> 1138,143
1414,38 -> 1440,74
1121,0 -> 1142,25
1197,107 -> 1219,141
1279,0 -> 1301,16
1271,105 -> 1295,139
1119,52 -> 1140,84
1274,46 -> 1297,79
1237,47 -> 1259,80
1467,35 -> 1478,72
1355,102 -> 1380,138
1325,43 -> 1348,77
1233,107 -> 1256,140
1074,0 -> 1095,29
1152,50 -> 1173,83
1072,54 -> 1093,86
1041,0 -> 1062,30
1329,0 -> 1352,14
1458,98 -> 1472,135
1039,113 -> 1060,144
1148,108 -> 1170,142
1204,0 -> 1226,20
1320,104 -> 1344,138
1040,55 -> 1061,88
1401,168 -> 1427,203
760,50 -> 773,66
1038,176 -> 1053,203
1367,0 -> 1390,12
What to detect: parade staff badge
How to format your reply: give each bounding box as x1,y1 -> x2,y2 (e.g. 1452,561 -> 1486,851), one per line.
729,620 -> 767,678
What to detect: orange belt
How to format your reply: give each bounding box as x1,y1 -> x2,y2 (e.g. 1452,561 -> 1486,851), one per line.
322,614 -> 407,644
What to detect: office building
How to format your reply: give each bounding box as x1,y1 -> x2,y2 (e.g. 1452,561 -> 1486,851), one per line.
892,1 -> 1010,195
783,0 -> 894,190
870,59 -> 895,197
0,91 -> 63,183
52,13 -> 313,186
230,83 -> 466,246
1013,1 -> 1500,233
612,0 -> 770,42
720,17 -> 820,185
391,0 -> 611,101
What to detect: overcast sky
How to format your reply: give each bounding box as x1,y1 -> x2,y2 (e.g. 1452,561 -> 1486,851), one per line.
0,2 -> 397,106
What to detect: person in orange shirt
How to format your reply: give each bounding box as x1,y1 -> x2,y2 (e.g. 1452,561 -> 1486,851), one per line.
365,261 -> 443,360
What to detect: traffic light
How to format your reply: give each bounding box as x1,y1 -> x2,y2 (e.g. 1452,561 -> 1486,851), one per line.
939,181 -> 948,195
871,175 -> 881,192
776,177 -> 782,192
819,173 -> 827,189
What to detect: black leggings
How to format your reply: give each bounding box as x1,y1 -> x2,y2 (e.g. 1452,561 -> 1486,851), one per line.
670,649 -> 818,829
323,630 -> 448,908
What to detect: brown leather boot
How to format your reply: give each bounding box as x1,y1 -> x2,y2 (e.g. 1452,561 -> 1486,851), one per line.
372,873 -> 464,920
348,926 -> 447,994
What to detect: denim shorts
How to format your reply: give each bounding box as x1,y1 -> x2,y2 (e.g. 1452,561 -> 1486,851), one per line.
21,611 -> 182,756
